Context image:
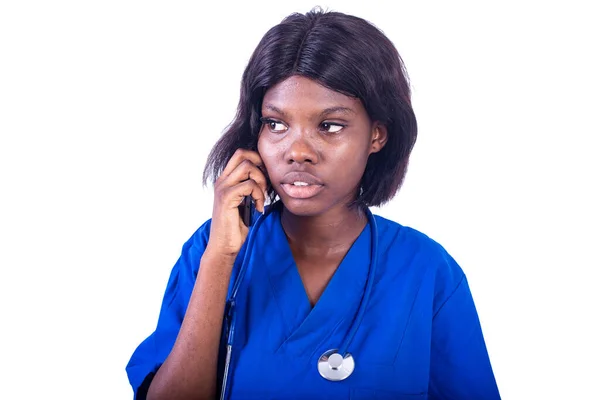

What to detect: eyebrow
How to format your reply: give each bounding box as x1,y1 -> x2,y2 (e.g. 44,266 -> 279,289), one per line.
263,104 -> 356,118
319,106 -> 356,117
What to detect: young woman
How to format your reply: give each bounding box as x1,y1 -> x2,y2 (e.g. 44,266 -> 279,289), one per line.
126,8 -> 501,400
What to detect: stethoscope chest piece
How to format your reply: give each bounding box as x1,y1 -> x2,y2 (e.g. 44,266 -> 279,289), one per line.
318,349 -> 355,381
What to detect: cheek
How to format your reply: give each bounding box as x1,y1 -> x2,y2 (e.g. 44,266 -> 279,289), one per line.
323,146 -> 368,190
258,137 -> 271,159
257,137 -> 279,174
333,142 -> 370,171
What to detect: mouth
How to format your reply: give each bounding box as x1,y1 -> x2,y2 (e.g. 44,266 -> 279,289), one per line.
280,182 -> 325,199
280,172 -> 325,200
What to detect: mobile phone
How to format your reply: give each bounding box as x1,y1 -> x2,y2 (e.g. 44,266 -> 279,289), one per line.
239,196 -> 254,227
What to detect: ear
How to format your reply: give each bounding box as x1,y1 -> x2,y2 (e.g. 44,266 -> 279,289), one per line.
369,122 -> 388,154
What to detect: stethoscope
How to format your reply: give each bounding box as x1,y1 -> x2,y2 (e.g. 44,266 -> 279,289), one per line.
219,202 -> 379,400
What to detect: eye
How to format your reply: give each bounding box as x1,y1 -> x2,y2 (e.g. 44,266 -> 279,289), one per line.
320,122 -> 345,134
260,118 -> 287,133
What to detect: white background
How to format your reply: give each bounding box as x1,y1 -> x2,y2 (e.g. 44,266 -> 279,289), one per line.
1,1 -> 598,399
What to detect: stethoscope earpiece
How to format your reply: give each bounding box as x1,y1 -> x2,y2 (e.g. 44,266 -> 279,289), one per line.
318,349 -> 355,381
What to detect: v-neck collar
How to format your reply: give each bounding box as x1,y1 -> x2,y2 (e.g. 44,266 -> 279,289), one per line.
257,205 -> 372,357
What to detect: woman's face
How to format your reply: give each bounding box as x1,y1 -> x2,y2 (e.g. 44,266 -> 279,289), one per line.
257,75 -> 387,216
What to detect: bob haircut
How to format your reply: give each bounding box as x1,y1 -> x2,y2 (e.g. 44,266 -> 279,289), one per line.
203,7 -> 418,207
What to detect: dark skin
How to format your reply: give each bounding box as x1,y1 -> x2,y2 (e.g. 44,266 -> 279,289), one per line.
258,75 -> 388,305
146,75 -> 387,399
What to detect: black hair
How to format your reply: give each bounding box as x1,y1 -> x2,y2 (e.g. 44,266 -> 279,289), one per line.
203,7 -> 417,207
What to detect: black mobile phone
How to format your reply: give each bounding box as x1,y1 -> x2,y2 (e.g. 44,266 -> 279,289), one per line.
239,195 -> 254,227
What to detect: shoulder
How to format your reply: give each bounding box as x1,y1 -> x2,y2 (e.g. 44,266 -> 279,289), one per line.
173,218 -> 213,277
373,213 -> 465,300
184,218 -> 212,250
373,213 -> 457,263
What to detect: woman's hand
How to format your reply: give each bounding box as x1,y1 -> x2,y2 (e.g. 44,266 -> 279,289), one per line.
206,149 -> 267,260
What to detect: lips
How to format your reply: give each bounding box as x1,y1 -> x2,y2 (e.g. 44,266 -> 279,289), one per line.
281,172 -> 324,186
280,171 -> 324,199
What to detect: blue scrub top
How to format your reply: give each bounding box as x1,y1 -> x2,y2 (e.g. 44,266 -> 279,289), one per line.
126,205 -> 500,399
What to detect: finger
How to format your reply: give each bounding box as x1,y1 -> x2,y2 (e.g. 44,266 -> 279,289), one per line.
224,179 -> 266,213
221,159 -> 268,195
220,149 -> 263,179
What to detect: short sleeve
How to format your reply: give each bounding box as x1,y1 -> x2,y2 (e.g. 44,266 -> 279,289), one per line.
428,260 -> 501,399
125,219 -> 212,399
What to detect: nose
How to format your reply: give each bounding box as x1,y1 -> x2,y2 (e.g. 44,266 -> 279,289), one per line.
285,131 -> 318,165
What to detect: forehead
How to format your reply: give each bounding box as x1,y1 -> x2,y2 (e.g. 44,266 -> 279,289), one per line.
261,75 -> 363,114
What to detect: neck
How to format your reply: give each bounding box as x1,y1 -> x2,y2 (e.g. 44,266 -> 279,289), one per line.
280,203 -> 368,258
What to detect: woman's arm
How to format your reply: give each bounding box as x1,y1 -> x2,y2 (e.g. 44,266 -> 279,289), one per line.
129,149 -> 267,400
146,250 -> 235,400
